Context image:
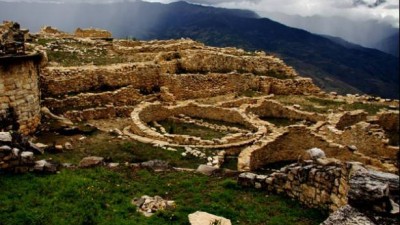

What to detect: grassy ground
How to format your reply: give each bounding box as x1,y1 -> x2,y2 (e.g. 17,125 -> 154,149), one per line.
35,38 -> 127,66
0,167 -> 327,225
157,119 -> 229,140
35,131 -> 206,168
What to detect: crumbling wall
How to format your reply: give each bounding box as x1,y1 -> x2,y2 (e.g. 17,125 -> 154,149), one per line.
40,63 -> 161,97
238,159 -> 349,211
238,125 -> 352,171
0,55 -> 42,134
377,111 -> 399,132
74,28 -> 112,39
323,122 -> 398,159
246,99 -> 325,122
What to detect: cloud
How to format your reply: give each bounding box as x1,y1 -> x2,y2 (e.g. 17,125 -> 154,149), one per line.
146,0 -> 399,27
3,0 -> 399,27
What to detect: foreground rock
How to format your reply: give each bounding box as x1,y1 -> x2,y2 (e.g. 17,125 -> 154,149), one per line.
131,160 -> 173,172
78,156 -> 104,168
196,164 -> 220,176
321,205 -> 375,225
131,195 -> 176,217
188,211 -> 232,225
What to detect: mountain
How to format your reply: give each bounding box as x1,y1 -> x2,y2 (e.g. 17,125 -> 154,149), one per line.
263,12 -> 399,56
372,32 -> 399,57
0,0 -> 398,98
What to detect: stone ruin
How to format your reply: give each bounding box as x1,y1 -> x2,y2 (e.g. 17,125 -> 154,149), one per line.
1,22 -> 399,223
0,21 -> 28,55
0,21 -> 44,135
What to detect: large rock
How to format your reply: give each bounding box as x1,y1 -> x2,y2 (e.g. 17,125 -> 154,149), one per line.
189,211 -> 231,225
79,156 -> 104,168
196,164 -> 219,176
306,148 -> 326,160
34,160 -> 59,173
321,205 -> 376,225
348,168 -> 399,213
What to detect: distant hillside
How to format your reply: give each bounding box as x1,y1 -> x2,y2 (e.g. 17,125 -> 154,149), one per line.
264,12 -> 399,56
372,32 -> 399,57
0,0 -> 398,98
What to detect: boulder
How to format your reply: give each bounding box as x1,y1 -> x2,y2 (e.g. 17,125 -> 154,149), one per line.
306,148 -> 326,160
348,168 -> 399,213
79,156 -> 104,168
321,205 -> 375,225
188,211 -> 231,225
196,164 -> 219,176
34,160 -> 59,173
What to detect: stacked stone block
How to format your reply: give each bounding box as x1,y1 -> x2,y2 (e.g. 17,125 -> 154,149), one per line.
238,159 -> 349,211
0,55 -> 42,134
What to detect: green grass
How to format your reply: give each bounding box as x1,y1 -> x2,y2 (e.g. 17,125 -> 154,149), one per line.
35,131 -> 205,168
0,168 -> 327,225
158,119 -> 229,140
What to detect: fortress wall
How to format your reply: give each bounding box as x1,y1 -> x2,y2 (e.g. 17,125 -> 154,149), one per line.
0,55 -> 42,134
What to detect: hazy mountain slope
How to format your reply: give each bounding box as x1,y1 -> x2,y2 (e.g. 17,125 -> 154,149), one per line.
0,1 -> 398,98
372,32 -> 399,57
264,12 -> 399,55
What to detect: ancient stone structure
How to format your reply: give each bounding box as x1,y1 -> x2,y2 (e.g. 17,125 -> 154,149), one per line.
0,55 -> 43,134
74,28 -> 112,39
0,21 -> 28,55
238,158 -> 399,213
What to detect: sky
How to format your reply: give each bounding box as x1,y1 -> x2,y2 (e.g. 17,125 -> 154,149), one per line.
2,0 -> 399,27
145,0 -> 400,27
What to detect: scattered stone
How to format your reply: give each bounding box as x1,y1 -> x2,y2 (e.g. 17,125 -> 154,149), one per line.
34,159 -> 59,173
64,142 -> 73,150
188,211 -> 231,225
140,160 -> 172,172
196,164 -> 219,176
132,195 -> 176,217
28,141 -> 45,154
79,156 -> 104,168
55,144 -> 63,151
107,162 -> 120,168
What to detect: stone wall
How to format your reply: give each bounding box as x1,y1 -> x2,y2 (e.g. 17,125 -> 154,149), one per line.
0,55 -> 42,134
377,111 -> 399,132
127,101 -> 266,148
238,125 -> 352,171
322,122 -> 398,159
238,159 -> 349,211
246,99 -> 326,123
74,28 -> 112,39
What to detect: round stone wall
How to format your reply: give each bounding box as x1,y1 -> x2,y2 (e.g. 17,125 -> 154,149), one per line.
0,54 -> 42,134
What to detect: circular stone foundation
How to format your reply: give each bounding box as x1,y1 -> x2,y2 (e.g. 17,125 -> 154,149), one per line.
125,101 -> 267,148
